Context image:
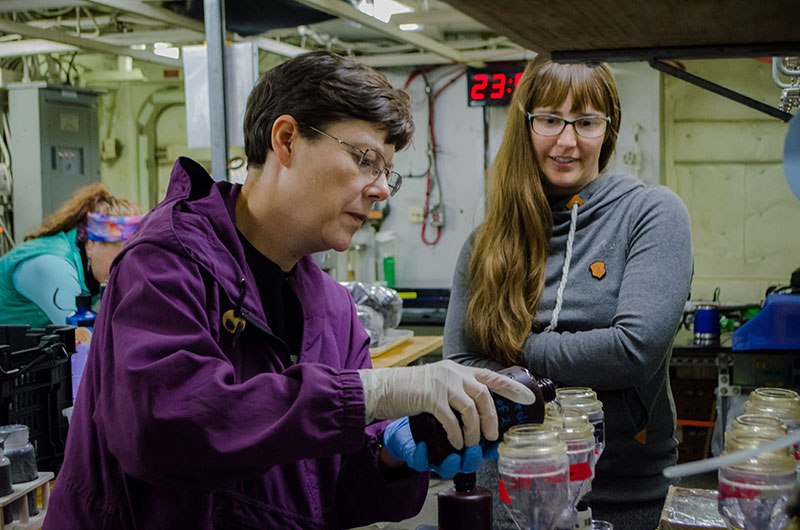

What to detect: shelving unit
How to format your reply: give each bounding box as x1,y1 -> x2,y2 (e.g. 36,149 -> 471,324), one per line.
0,471 -> 54,530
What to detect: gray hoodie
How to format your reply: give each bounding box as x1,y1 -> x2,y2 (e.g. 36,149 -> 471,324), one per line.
444,173 -> 693,516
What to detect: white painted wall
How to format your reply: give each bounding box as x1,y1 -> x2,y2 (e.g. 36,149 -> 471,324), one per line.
94,58 -> 662,291
344,62 -> 662,288
663,58 -> 800,304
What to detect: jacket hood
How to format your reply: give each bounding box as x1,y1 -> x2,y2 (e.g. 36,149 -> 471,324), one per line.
549,173 -> 644,225
115,157 -> 297,321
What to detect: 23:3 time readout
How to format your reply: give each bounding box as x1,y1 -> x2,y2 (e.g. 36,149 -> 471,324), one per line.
466,65 -> 524,107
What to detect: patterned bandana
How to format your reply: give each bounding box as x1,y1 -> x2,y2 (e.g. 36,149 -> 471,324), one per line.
86,212 -> 142,242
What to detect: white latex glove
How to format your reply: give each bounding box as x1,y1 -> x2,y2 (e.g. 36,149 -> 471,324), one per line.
358,360 -> 535,450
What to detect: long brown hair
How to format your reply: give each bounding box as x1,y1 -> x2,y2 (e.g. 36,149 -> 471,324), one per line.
465,56 -> 621,365
24,182 -> 142,242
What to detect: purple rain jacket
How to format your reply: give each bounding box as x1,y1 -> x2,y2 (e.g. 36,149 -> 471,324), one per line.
44,157 -> 429,529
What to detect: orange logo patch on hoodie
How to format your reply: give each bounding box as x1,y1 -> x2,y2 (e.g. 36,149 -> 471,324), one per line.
589,261 -> 606,280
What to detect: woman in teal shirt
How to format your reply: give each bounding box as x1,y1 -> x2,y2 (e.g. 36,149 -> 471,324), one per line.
0,183 -> 141,327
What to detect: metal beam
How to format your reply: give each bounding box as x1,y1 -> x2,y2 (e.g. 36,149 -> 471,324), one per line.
553,42 -> 800,64
87,0 -> 307,58
293,0 -> 464,63
0,18 -> 180,67
0,0 -> 89,11
357,47 -> 536,68
205,0 -> 229,181
246,37 -> 307,58
85,0 -> 208,34
648,59 -> 793,123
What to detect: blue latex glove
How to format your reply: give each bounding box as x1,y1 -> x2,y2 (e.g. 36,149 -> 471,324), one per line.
384,417 -> 487,478
482,441 -> 499,460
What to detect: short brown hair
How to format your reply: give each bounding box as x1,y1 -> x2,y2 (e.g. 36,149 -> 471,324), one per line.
243,51 -> 414,170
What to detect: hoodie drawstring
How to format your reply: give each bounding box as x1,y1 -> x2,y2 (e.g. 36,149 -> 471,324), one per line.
544,200 -> 579,332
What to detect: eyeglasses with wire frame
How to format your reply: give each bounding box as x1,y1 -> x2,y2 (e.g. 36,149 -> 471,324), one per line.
527,113 -> 611,139
308,126 -> 402,197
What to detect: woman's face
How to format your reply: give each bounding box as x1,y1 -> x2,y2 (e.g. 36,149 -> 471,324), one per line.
86,240 -> 125,283
530,93 -> 606,199
281,119 -> 395,254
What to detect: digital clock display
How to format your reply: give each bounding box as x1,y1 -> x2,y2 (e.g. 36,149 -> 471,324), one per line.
466,63 -> 526,107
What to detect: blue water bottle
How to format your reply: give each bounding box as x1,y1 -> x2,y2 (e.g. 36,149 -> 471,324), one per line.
66,291 -> 96,401
66,291 -> 97,329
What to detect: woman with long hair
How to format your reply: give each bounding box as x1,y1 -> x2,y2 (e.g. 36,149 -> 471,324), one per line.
0,182 -> 141,327
444,56 -> 693,528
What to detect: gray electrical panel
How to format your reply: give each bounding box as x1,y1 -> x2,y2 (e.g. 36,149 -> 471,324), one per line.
8,83 -> 101,243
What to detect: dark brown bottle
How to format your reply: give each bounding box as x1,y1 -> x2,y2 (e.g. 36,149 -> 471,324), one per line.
409,366 -> 556,466
438,472 -> 491,530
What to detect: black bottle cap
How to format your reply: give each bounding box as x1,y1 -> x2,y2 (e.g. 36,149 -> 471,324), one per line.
577,499 -> 590,511
453,472 -> 476,492
75,291 -> 92,309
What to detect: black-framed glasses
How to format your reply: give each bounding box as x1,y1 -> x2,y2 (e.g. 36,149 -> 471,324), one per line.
527,113 -> 611,139
308,126 -> 402,197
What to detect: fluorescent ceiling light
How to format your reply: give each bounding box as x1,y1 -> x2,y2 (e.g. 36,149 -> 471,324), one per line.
130,44 -> 146,50
357,0 -> 413,23
399,23 -> 422,31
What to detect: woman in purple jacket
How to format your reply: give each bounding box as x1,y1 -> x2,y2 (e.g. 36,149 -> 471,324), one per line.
44,51 -> 533,530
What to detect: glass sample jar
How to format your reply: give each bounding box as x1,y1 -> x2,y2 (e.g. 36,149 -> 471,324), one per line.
547,409 -> 596,530
0,447 -> 11,496
749,387 -> 800,407
730,414 -> 788,439
743,399 -> 800,462
0,424 -> 38,517
556,387 -> 605,458
0,425 -> 37,483
498,424 -> 569,530
718,432 -> 796,530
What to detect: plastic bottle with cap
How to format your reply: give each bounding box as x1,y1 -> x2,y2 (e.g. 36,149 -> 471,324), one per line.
66,291 -> 97,401
66,291 -> 97,329
437,472 -> 491,530
410,366 -> 556,466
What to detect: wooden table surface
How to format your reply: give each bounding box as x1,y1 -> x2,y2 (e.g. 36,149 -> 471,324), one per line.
370,336 -> 443,368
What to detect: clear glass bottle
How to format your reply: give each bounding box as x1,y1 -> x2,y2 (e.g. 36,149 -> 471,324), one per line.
718,432 -> 796,530
498,424 -> 569,530
556,387 -> 605,459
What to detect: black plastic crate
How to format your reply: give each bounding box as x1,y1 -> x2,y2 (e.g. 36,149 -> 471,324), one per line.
0,325 -> 75,474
